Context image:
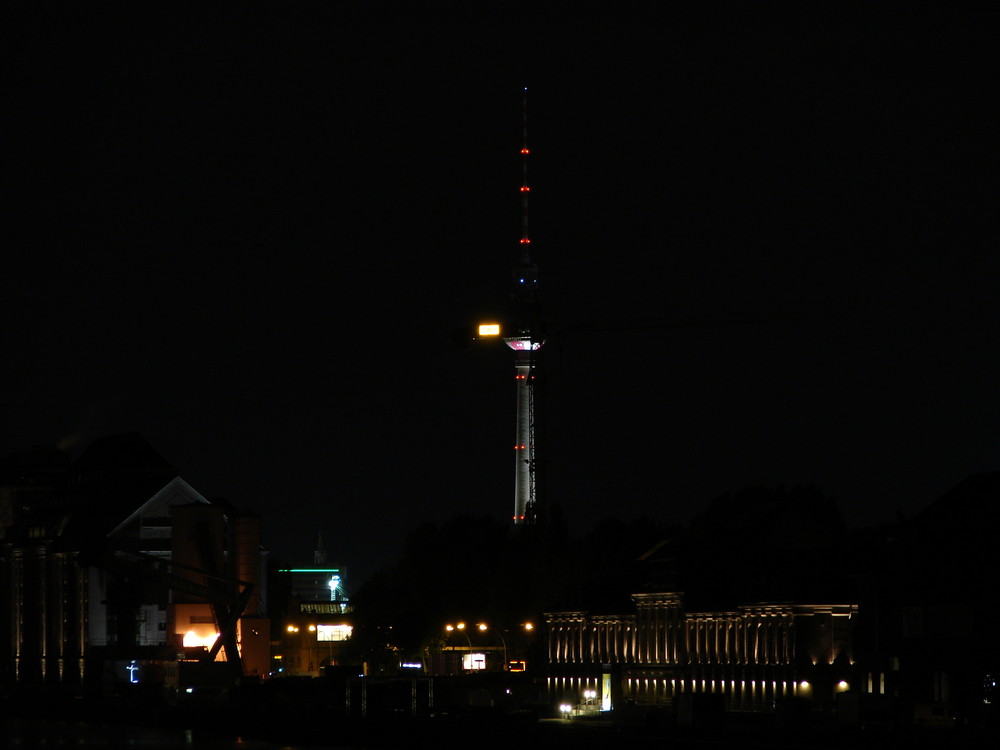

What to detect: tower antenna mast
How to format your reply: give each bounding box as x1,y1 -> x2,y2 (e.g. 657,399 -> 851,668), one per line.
503,86 -> 544,525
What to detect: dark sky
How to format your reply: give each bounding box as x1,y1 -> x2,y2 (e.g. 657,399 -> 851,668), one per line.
4,6 -> 998,588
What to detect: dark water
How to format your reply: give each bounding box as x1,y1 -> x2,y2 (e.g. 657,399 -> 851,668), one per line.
3,715 -> 990,749
1,717 -> 362,749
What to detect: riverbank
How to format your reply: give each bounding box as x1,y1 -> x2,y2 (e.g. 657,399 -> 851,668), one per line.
2,690 -> 992,749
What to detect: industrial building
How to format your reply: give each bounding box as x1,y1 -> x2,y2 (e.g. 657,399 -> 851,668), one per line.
0,433 -> 269,693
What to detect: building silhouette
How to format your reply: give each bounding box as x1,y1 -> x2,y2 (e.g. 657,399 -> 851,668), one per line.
272,535 -> 353,678
0,433 -> 269,691
543,476 -> 1000,727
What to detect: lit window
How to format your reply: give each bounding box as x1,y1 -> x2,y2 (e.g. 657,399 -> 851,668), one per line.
463,653 -> 486,671
183,630 -> 219,648
317,624 -> 353,642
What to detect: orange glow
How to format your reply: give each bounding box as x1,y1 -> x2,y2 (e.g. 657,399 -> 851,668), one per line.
520,148 -> 529,154
520,186 -> 530,192
519,238 -> 531,244
183,630 -> 219,648
478,323 -> 501,336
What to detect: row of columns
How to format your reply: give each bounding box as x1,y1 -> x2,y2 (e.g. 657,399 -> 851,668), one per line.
547,605 -> 795,667
685,612 -> 794,665
1,545 -> 88,686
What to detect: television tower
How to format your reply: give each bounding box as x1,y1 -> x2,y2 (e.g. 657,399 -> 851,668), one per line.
483,87 -> 545,525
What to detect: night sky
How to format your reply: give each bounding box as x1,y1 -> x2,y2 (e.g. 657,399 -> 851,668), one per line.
5,6 -> 997,589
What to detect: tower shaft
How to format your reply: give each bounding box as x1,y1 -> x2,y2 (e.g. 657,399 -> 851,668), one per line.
512,353 -> 537,524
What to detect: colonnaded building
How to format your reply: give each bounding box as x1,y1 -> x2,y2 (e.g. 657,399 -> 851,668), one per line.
546,592 -> 857,714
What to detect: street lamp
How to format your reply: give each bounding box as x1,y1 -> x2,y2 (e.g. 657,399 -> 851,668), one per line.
445,623 -> 472,647
476,623 -> 508,668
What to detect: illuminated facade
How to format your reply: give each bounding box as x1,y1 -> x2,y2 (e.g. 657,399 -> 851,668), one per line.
282,567 -> 349,608
275,567 -> 352,677
546,593 -> 857,713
